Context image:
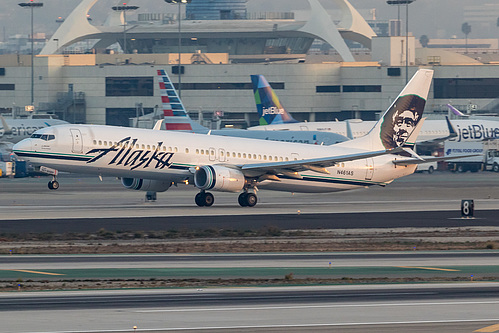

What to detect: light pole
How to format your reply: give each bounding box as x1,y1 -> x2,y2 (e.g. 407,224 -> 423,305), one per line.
18,0 -> 43,107
165,0 -> 191,98
111,3 -> 139,54
387,0 -> 415,84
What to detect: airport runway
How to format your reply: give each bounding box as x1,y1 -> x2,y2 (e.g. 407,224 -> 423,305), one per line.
1,251 -> 499,280
0,172 -> 498,233
1,173 -> 499,332
1,284 -> 499,332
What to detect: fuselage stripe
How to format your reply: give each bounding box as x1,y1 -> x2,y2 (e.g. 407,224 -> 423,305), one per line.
13,151 -> 382,187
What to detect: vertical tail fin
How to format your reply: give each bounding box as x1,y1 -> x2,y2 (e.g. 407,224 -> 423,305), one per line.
251,75 -> 298,126
157,69 -> 207,132
447,104 -> 468,117
339,69 -> 434,151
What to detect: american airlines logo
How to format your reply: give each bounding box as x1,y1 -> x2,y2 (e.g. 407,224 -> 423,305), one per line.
86,137 -> 174,170
262,106 -> 285,115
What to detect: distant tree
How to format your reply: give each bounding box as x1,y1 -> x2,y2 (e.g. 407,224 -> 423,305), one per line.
419,35 -> 429,48
462,22 -> 471,53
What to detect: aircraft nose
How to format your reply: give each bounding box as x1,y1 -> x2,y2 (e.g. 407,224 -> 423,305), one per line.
13,138 -> 32,154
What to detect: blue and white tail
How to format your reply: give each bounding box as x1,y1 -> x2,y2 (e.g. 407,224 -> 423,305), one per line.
157,69 -> 207,132
251,75 -> 298,126
338,69 -> 434,151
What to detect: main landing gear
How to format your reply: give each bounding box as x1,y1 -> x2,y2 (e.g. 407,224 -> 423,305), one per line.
195,191 -> 214,207
194,190 -> 258,207
238,192 -> 257,207
48,176 -> 59,190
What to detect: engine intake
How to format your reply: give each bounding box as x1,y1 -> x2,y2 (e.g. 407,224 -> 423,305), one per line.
194,165 -> 245,192
121,178 -> 172,192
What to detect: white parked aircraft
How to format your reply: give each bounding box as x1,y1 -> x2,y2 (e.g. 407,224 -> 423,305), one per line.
0,115 -> 68,152
13,69 -> 435,207
248,76 -> 499,144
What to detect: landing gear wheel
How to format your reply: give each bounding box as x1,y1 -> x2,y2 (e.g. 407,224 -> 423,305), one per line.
48,180 -> 59,190
238,192 -> 257,207
195,192 -> 215,207
195,192 -> 205,207
238,193 -> 248,207
203,192 -> 214,207
245,193 -> 257,207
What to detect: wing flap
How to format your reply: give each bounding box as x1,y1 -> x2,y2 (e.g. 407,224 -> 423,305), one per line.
241,146 -> 403,175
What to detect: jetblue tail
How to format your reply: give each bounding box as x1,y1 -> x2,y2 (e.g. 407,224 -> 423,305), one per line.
157,69 -> 207,132
251,75 -> 298,126
339,69 -> 434,151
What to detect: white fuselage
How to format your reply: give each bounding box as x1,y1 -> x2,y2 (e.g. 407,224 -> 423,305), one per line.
13,124 -> 415,193
249,119 -> 499,143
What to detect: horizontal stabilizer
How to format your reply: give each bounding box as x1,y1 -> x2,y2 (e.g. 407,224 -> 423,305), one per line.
393,154 -> 482,166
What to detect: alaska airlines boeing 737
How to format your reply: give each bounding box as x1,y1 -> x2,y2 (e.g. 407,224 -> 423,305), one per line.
13,69 -> 435,207
249,75 -> 499,144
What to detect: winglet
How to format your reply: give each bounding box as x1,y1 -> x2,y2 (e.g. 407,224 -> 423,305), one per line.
403,117 -> 426,149
251,75 -> 298,126
345,120 -> 354,140
0,115 -> 12,136
153,119 -> 164,130
445,116 -> 458,139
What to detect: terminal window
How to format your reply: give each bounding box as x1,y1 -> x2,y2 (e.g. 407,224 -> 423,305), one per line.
434,78 -> 499,99
342,85 -> 382,93
0,84 -> 14,90
106,107 -> 154,127
316,85 -> 341,93
106,77 -> 154,96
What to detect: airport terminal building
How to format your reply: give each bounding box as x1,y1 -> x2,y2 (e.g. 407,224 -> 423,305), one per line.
1,0 -> 498,127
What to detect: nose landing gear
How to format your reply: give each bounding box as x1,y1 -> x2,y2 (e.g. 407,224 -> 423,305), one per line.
48,176 -> 59,190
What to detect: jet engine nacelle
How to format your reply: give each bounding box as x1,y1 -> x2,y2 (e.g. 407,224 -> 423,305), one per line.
121,178 -> 172,192
194,165 -> 246,192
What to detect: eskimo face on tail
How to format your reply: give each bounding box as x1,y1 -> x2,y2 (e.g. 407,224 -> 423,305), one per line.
380,95 -> 426,149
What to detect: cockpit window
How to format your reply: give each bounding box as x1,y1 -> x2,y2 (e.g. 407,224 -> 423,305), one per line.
31,133 -> 55,141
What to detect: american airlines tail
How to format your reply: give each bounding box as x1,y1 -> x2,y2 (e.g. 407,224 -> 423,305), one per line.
251,75 -> 298,126
338,69 -> 434,151
157,69 -> 206,132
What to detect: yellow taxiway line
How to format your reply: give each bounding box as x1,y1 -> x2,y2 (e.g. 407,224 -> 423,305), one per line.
396,266 -> 460,272
475,323 -> 499,332
9,269 -> 65,276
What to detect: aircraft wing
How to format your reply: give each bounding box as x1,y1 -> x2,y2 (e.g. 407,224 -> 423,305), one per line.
416,117 -> 457,146
392,154 -> 482,166
240,146 -> 403,176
